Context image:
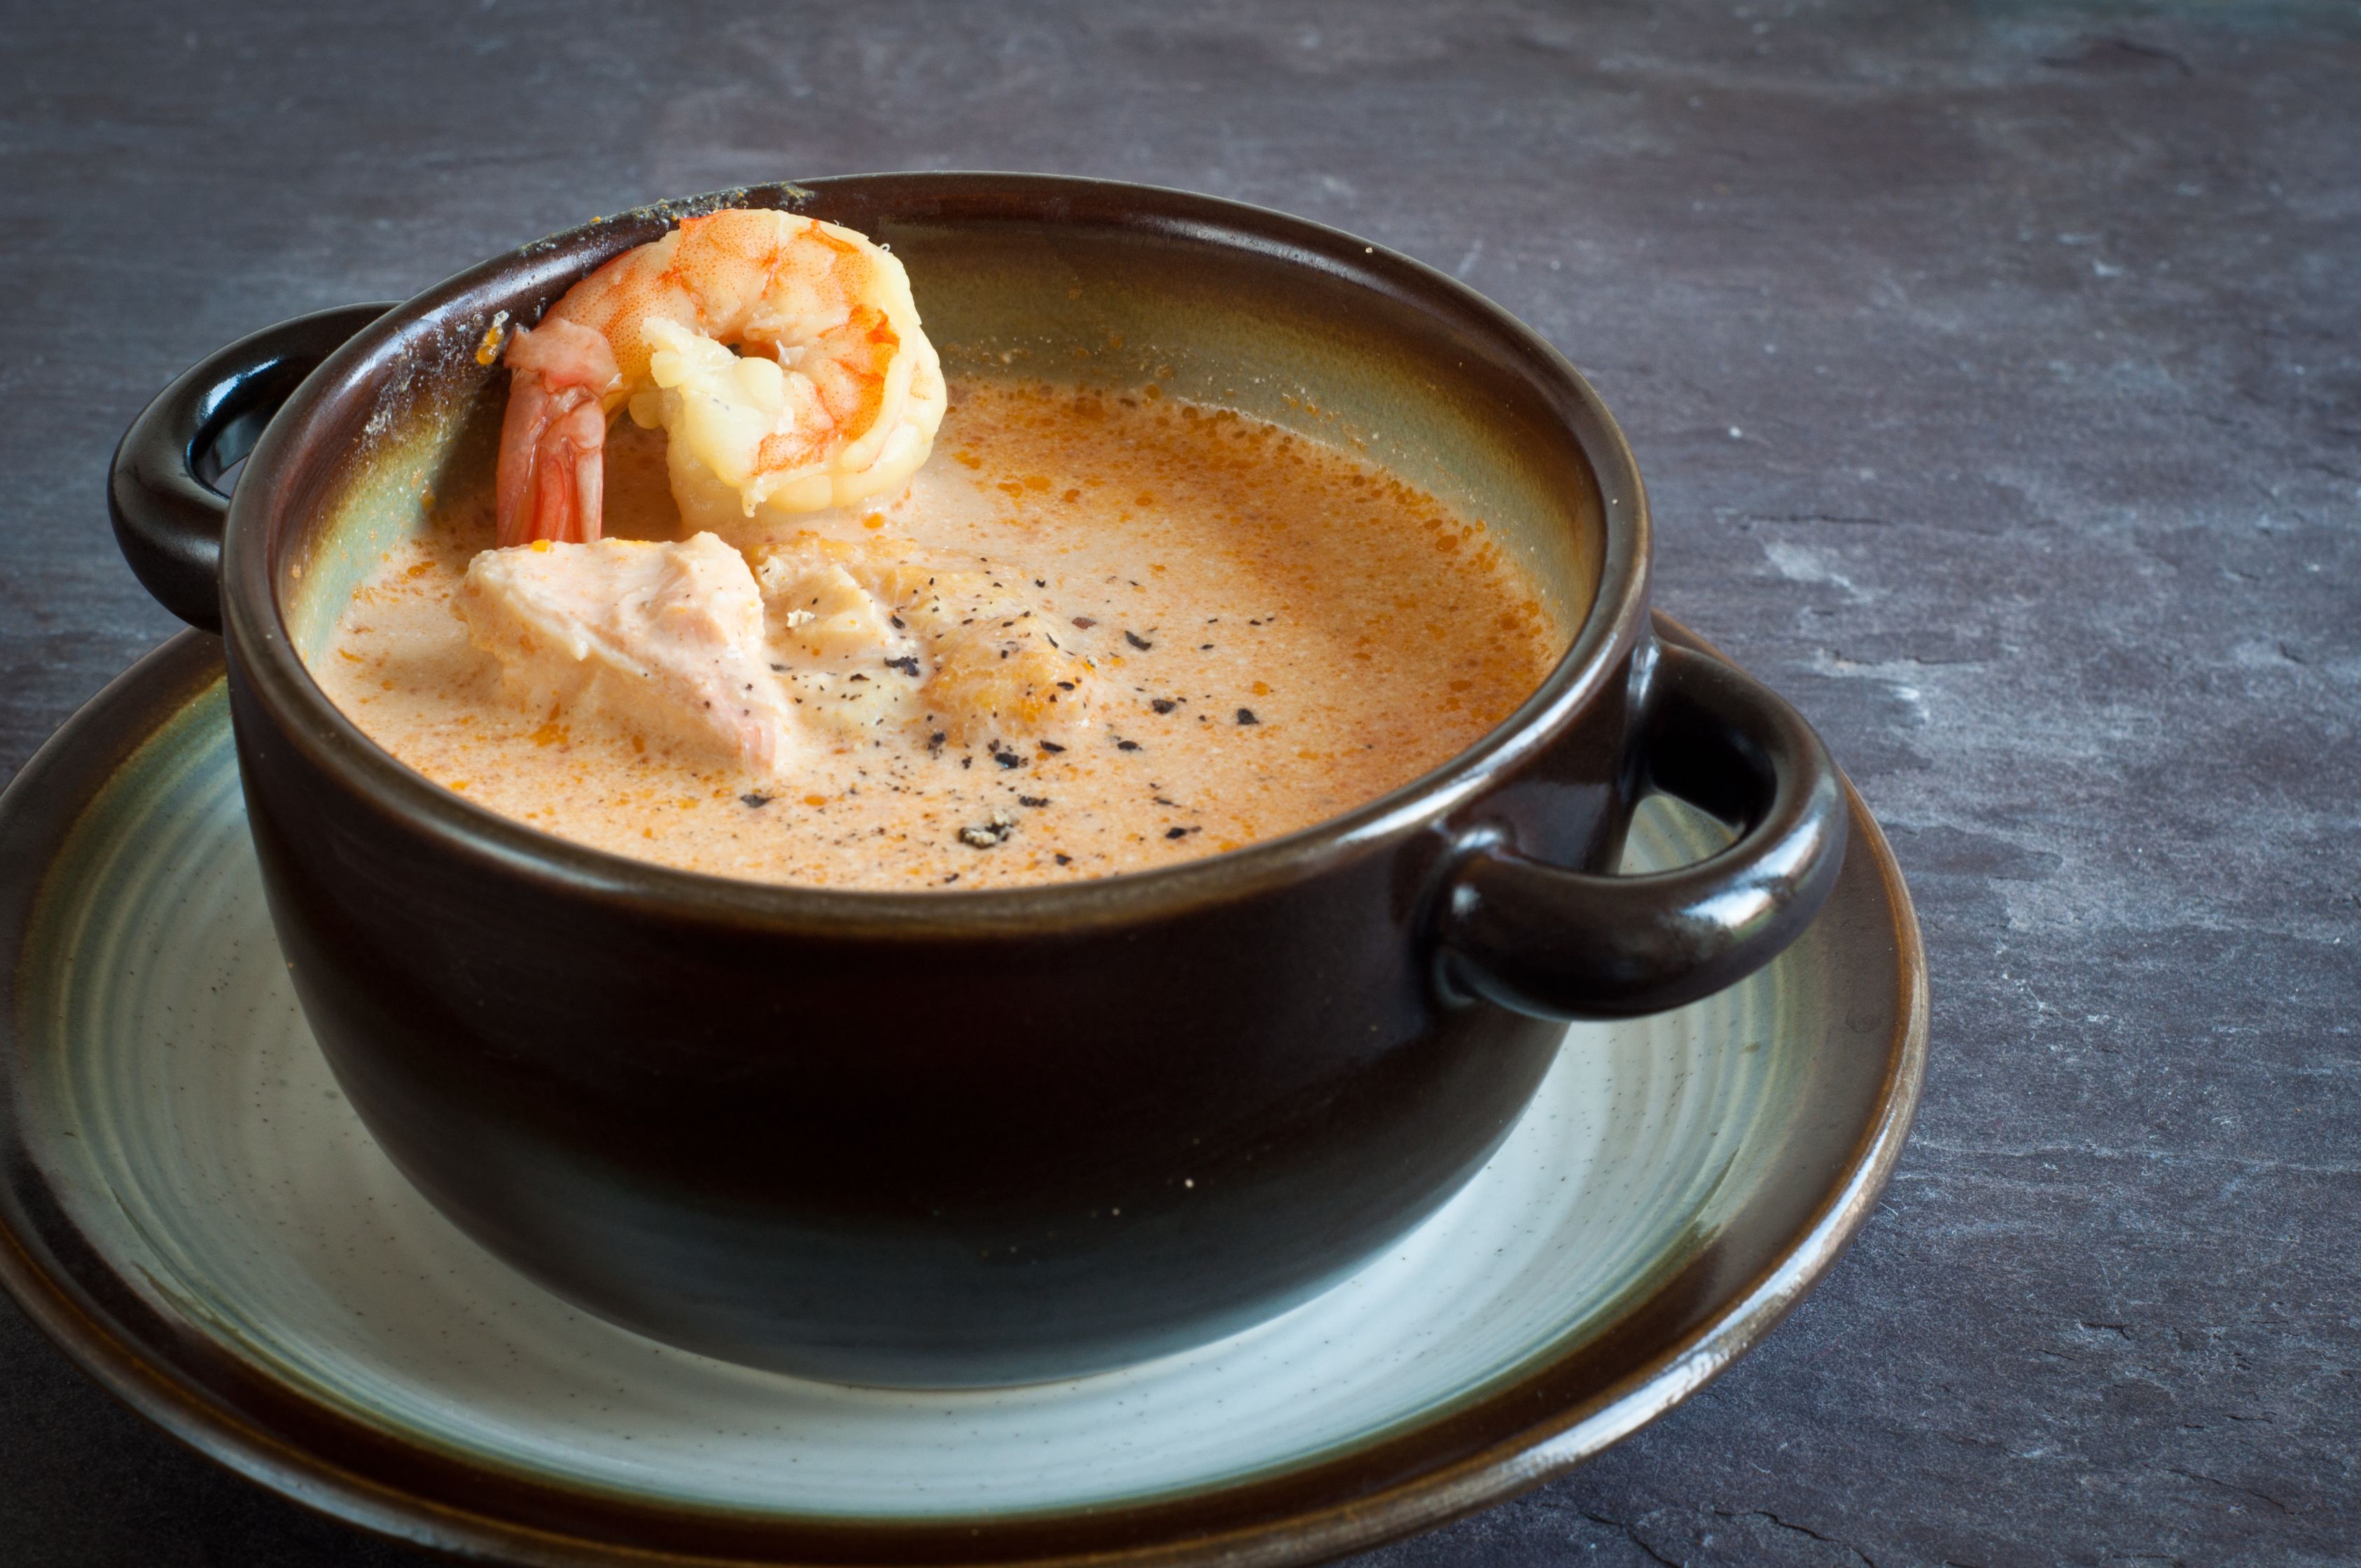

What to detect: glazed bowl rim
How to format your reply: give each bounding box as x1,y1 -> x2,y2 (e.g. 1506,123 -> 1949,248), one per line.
221,171 -> 1655,936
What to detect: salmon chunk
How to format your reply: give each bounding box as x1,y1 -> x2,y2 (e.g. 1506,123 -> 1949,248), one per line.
459,533 -> 797,776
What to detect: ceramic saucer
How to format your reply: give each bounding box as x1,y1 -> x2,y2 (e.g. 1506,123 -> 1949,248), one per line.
0,620 -> 1924,1567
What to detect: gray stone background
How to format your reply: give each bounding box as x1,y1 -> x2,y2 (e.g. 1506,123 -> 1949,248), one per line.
3,1 -> 2355,1563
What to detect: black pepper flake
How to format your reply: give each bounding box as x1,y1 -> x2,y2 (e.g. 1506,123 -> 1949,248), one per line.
1038,741 -> 1067,754
1124,630 -> 1153,651
991,748 -> 1023,769
884,656 -> 919,676
769,662 -> 787,672
959,811 -> 1017,848
1034,578 -> 1046,587
961,756 -> 973,769
1072,616 -> 1096,629
1199,643 -> 1215,650
1018,795 -> 1050,808
928,731 -> 947,750
1153,796 -> 1178,806
1165,826 -> 1197,840
1236,708 -> 1260,725
741,794 -> 772,808
1056,680 -> 1077,692
1054,852 -> 1073,865
1116,739 -> 1142,752
1151,698 -> 1177,715
847,673 -> 870,682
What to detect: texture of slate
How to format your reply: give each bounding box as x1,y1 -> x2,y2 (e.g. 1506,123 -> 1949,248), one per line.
2,3 -> 2355,1564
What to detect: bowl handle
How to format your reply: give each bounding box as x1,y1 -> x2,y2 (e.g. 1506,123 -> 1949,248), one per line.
109,303 -> 394,632
1436,636 -> 1849,1019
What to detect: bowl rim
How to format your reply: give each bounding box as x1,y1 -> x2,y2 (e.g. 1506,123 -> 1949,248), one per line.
220,172 -> 1655,936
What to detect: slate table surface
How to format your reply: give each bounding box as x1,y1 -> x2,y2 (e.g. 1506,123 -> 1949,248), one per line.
4,2 -> 2356,1564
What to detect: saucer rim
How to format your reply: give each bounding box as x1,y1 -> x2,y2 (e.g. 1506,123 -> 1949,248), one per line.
0,618 -> 1927,1567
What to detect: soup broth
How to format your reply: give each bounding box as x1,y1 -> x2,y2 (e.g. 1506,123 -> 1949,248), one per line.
314,380 -> 1563,889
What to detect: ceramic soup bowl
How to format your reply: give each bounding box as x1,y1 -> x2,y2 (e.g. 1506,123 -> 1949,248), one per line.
108,174 -> 1846,1386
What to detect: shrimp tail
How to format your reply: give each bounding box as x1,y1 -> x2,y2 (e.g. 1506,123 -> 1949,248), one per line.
494,320 -> 621,547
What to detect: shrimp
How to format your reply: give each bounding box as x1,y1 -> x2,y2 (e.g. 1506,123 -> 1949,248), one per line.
494,208 -> 947,547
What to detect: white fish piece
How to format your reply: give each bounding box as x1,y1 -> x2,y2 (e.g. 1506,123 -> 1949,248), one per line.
751,550 -> 926,738
458,533 -> 797,776
750,533 -> 1096,746
766,560 -> 905,659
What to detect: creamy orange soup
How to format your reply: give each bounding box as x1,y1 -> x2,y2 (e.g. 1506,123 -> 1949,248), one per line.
316,381 -> 1563,888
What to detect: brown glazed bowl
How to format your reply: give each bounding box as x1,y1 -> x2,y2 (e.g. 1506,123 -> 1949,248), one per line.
108,174 -> 1846,1387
